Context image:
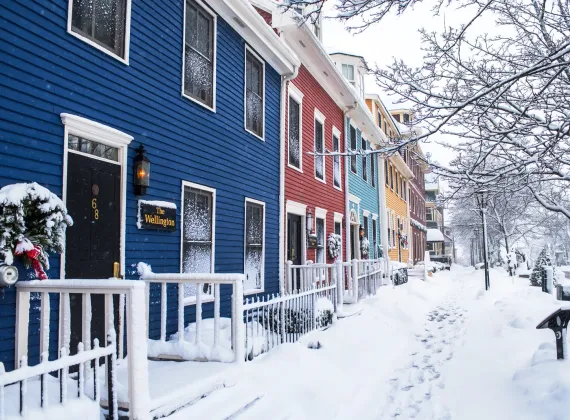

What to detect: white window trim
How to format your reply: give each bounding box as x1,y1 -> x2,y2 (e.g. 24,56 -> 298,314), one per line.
314,108 -> 326,184
315,207 -> 327,219
334,212 -> 344,223
181,0 -> 218,112
372,213 -> 378,220
60,114 -> 132,282
180,180 -> 216,306
244,45 -> 266,141
244,198 -> 266,295
316,216 -> 326,264
287,83 -> 303,173
348,193 -> 361,205
332,126 -> 342,191
67,0 -> 132,65
362,210 -> 370,217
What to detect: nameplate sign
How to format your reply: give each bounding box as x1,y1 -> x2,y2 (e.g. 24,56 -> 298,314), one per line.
138,200 -> 176,231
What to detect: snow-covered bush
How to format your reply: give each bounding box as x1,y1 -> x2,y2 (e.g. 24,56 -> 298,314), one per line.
530,247 -> 557,288
315,297 -> 334,328
263,297 -> 334,333
327,233 -> 341,260
0,183 -> 73,279
360,237 -> 370,258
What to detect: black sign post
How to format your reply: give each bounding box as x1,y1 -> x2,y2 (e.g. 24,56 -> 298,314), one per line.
536,308 -> 570,360
138,201 -> 176,231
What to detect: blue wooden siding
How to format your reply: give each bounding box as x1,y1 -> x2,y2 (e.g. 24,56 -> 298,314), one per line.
346,117 -> 382,256
0,0 -> 281,370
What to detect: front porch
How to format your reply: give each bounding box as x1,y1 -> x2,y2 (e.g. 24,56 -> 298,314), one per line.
0,258 -> 389,419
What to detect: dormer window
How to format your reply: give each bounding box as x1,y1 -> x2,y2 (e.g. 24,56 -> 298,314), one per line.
404,113 -> 410,123
342,64 -> 355,86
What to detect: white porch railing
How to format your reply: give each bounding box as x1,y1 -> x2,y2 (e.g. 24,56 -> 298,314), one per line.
139,272 -> 245,364
243,261 -> 341,361
13,279 -> 150,420
342,258 -> 385,303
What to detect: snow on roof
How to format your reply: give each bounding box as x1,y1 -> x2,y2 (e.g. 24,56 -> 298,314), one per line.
425,182 -> 439,191
427,229 -> 445,242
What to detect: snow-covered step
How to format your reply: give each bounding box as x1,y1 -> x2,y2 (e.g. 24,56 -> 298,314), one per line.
164,380 -> 263,420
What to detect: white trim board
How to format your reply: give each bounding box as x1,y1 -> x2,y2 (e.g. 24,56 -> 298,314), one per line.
334,212 -> 344,223
315,207 -> 327,219
286,200 -> 307,216
348,194 -> 361,204
180,180 -> 217,306
244,197 -> 266,295
244,44 -> 266,141
66,0 -> 132,65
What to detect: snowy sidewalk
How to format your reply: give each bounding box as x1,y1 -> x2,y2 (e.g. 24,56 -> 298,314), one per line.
165,267 -> 570,420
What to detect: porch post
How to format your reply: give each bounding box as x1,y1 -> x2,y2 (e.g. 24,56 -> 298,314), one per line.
125,287 -> 150,420
335,261 -> 343,314
15,290 -> 30,365
351,259 -> 359,302
232,278 -> 245,364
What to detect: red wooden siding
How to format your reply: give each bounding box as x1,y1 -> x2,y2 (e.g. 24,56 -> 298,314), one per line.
284,65 -> 346,263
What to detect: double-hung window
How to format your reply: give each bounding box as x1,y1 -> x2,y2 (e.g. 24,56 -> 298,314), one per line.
378,112 -> 382,129
342,64 -> 355,86
363,215 -> 369,241
314,113 -> 325,181
245,49 -> 265,138
316,218 -> 325,263
350,126 -> 357,174
385,161 -> 389,185
70,0 -> 129,60
390,165 -> 394,189
288,96 -> 301,169
183,0 -> 215,108
333,130 -> 341,188
182,183 -> 214,302
244,200 -> 265,292
395,172 -> 399,195
362,139 -> 368,182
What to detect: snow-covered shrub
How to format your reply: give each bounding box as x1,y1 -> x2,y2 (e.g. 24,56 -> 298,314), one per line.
0,183 -> 73,278
263,297 -> 334,333
530,247 -> 557,287
360,237 -> 370,258
315,297 -> 334,328
327,233 -> 342,260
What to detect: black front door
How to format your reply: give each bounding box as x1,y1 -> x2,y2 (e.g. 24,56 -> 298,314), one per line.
66,152 -> 121,355
287,214 -> 302,265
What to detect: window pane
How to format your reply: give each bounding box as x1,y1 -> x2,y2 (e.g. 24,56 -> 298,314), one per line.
245,202 -> 264,291
371,151 -> 376,186
289,99 -> 300,168
196,12 -> 211,57
350,126 -> 357,173
362,139 -> 367,181
72,0 -> 125,57
333,135 -> 340,187
316,218 -> 325,263
246,52 -> 264,136
315,120 -> 324,179
68,135 -> 119,161
72,0 -> 94,36
183,188 -> 212,242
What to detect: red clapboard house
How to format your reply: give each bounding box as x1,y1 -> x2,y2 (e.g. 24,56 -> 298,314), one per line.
252,2 -> 361,268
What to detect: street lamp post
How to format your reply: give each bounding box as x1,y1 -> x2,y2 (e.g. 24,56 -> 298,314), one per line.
476,191 -> 491,290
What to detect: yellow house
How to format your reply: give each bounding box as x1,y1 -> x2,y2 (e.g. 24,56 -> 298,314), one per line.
366,95 -> 414,263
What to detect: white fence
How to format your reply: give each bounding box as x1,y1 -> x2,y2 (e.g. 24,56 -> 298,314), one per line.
342,258 -> 386,303
12,279 -> 150,420
140,272 -> 245,364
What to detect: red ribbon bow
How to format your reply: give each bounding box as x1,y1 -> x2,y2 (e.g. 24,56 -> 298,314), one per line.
15,244 -> 48,280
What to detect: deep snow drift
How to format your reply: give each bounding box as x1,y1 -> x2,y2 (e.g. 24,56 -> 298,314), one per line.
167,266 -> 570,420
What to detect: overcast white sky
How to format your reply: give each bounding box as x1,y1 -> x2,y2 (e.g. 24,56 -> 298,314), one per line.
321,0 -> 477,167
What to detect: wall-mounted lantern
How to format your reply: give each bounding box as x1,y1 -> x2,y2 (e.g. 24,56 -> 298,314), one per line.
133,145 -> 150,196
359,225 -> 365,239
306,209 -> 313,235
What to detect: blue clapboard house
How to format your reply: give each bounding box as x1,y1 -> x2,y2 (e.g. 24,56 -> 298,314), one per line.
0,0 -> 298,370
